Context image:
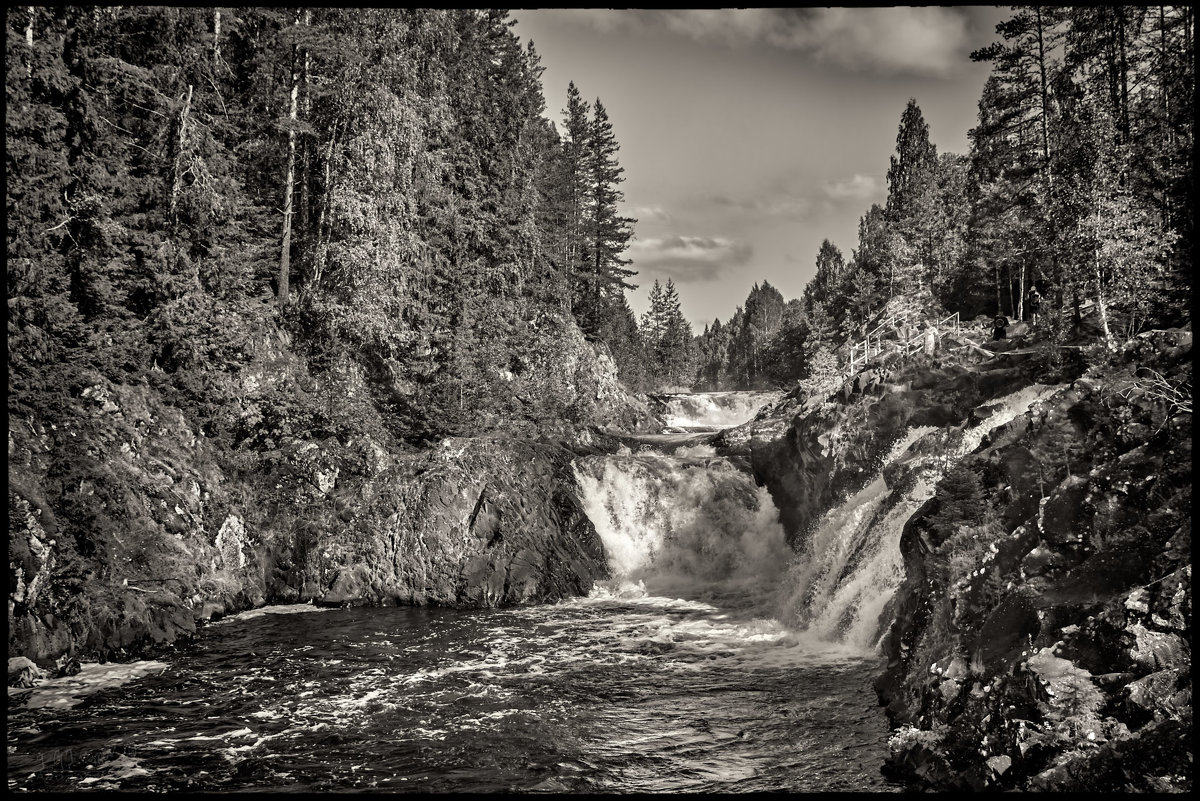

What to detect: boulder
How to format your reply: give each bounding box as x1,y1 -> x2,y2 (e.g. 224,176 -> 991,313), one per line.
1125,669 -> 1190,720
8,656 -> 43,688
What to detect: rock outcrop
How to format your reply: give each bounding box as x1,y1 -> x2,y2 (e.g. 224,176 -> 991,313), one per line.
871,329 -> 1191,791
8,312 -> 644,667
279,436 -> 609,608
714,324 -> 1191,791
717,336 -> 1085,549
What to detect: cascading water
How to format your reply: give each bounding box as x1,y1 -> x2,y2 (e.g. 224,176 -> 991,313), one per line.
573,444 -> 793,607
661,391 -> 781,431
577,384 -> 1060,655
8,386 -> 1060,793
779,383 -> 1061,651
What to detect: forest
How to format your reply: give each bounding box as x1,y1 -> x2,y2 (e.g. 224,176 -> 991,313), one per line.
8,7 -> 649,447
693,6 -> 1193,391
8,7 -> 1193,423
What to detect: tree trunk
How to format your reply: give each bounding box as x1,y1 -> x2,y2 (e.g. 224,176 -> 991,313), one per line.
1117,7 -> 1130,142
1034,7 -> 1053,184
312,121 -> 338,289
1158,6 -> 1172,228
298,9 -> 312,246
278,12 -> 301,309
25,7 -> 34,78
211,9 -> 220,66
1093,248 -> 1115,351
1104,12 -> 1123,144
168,84 -> 193,226
1017,262 -> 1025,321
1006,264 -> 1016,317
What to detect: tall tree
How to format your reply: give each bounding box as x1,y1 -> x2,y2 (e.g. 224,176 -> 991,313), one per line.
560,80 -> 591,306
803,238 -> 846,320
579,97 -> 636,334
970,7 -> 1067,320
277,8 -> 306,308
884,99 -> 940,292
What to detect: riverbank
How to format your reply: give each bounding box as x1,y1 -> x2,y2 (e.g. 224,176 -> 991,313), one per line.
721,322 -> 1191,791
8,309 -> 656,666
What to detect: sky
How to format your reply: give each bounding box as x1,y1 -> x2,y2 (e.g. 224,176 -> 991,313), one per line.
509,7 -> 1012,329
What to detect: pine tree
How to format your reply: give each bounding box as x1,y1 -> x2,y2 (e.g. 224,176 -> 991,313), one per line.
658,279 -> 695,388
561,80 -> 591,308
803,239 -> 846,320
969,8 -> 1067,321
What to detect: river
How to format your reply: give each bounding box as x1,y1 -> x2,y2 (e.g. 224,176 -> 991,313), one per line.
8,388 -> 1054,792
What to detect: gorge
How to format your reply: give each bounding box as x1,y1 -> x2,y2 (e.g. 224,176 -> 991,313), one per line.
8,6 -> 1192,794
11,326 -> 1190,791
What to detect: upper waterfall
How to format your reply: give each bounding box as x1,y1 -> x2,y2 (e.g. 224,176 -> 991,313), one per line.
660,391 -> 782,431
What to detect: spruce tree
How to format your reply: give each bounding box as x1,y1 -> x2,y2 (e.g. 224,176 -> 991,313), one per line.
885,98 -> 939,291
579,98 -> 636,335
561,80 -> 591,308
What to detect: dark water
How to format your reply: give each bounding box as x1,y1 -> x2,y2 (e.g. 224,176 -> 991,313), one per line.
8,590 -> 899,792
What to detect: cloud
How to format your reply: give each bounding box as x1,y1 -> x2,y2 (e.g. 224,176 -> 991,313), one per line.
629,204 -> 671,221
545,8 -> 973,77
822,174 -> 883,202
628,235 -> 753,282
708,194 -> 814,220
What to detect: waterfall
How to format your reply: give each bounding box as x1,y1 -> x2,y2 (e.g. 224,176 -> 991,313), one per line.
780,383 -> 1060,651
573,445 -> 791,606
573,384 -> 1060,655
661,391 -> 781,431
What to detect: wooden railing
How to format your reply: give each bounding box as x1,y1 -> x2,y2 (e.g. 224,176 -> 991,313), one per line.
846,310 -> 962,377
844,298 -> 1107,383
847,308 -> 916,373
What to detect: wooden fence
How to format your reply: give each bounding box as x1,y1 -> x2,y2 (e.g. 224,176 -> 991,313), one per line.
846,310 -> 961,376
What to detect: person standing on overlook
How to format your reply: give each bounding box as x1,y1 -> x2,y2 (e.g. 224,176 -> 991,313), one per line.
1027,286 -> 1042,328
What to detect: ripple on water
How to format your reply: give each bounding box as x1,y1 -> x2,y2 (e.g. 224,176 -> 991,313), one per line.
8,598 -> 899,793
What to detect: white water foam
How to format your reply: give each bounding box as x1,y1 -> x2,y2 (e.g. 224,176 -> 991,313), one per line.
782,383 -> 1062,652
209,602 -> 334,626
12,660 -> 170,710
662,391 -> 781,430
573,453 -> 791,600
573,383 -> 1060,663
571,445 -> 873,667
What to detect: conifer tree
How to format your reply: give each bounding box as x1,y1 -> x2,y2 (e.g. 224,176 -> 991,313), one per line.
885,98 -> 940,290
803,239 -> 846,322
559,81 -> 597,316
573,97 -> 636,336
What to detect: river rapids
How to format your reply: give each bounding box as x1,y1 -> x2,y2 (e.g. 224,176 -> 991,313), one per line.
7,388 -> 1054,792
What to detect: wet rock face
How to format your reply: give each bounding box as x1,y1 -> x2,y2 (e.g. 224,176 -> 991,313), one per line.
295,437 -> 609,608
9,417 -> 609,667
874,331 -> 1192,792
7,378 -> 248,665
736,355 -> 1043,548
7,317 -> 637,667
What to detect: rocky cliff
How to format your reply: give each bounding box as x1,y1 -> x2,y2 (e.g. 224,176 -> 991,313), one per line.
8,312 -> 650,666
876,328 -> 1191,791
716,329 -> 1085,549
717,325 -> 1191,792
